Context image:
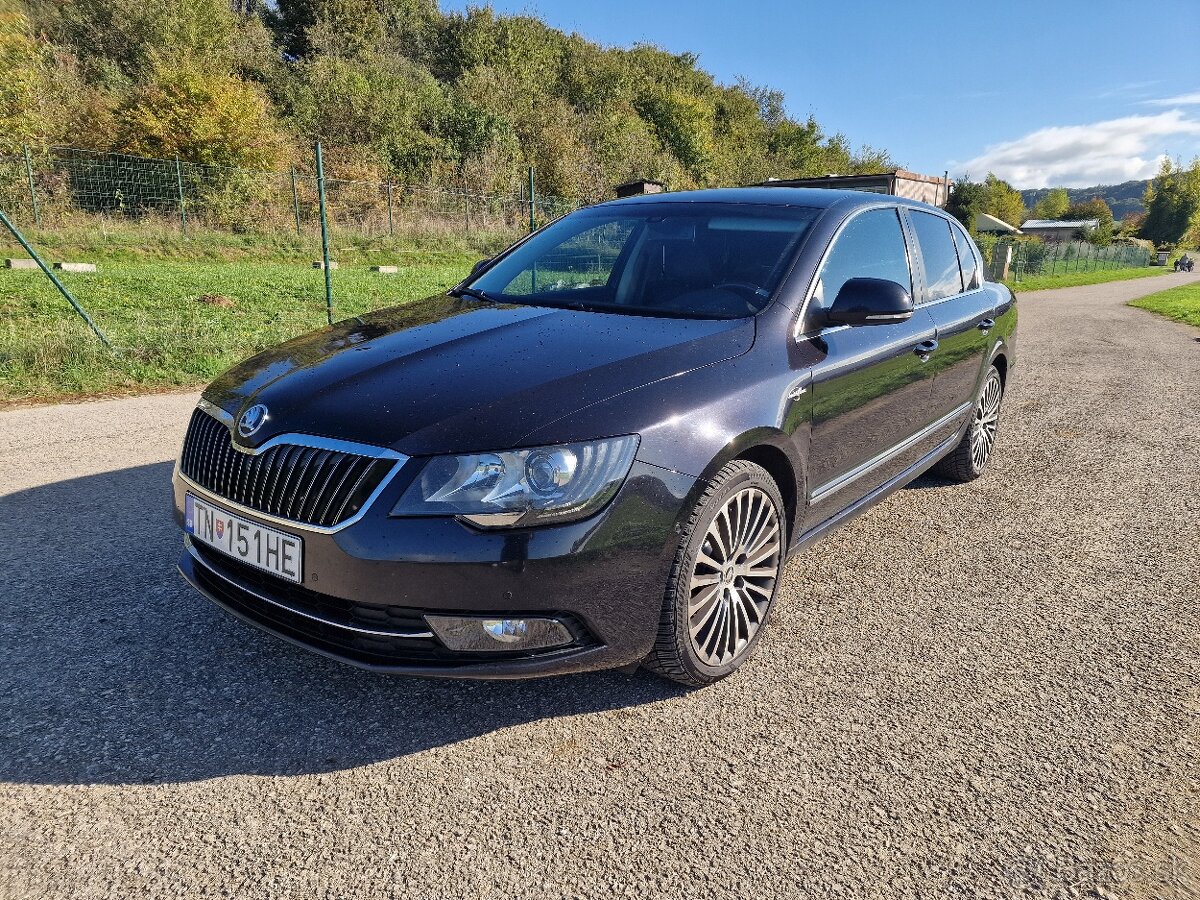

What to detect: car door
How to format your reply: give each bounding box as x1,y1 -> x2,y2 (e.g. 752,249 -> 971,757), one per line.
799,206 -> 940,530
906,210 -> 997,420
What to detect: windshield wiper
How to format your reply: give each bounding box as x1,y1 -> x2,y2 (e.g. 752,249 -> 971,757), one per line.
450,286 -> 499,304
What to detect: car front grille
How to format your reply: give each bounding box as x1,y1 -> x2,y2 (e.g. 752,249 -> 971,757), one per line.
179,407 -> 397,528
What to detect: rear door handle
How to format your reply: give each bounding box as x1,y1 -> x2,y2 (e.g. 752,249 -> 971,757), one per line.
914,339 -> 939,360
978,318 -> 995,332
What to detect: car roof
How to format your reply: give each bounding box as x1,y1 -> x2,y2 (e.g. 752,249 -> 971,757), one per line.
591,186 -> 948,215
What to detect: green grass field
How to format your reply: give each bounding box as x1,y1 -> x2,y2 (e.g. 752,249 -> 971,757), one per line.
0,255 -> 478,405
1128,282 -> 1200,328
1003,266 -> 1172,293
0,223 -> 1184,407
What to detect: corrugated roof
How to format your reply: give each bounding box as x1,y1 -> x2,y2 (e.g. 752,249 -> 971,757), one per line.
1021,219 -> 1100,229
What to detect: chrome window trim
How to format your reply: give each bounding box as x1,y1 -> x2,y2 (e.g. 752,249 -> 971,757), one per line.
808,401 -> 971,504
185,537 -> 435,639
182,403 -> 409,534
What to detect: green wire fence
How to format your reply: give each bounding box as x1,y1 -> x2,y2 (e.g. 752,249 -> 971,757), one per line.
0,146 -> 580,240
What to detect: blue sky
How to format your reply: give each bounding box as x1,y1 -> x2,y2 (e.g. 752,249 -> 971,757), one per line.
439,0 -> 1200,189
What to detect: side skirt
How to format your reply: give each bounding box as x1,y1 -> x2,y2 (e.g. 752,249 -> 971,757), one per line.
788,419 -> 968,556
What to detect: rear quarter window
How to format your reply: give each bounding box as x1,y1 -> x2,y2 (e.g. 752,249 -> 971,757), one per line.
910,211 -> 964,302
950,222 -> 983,290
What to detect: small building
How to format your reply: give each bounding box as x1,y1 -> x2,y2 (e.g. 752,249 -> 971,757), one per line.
974,212 -> 1021,235
615,179 -> 665,198
1020,219 -> 1099,242
758,169 -> 951,207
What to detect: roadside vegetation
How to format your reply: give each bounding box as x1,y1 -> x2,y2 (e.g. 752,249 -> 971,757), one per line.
1004,267 -> 1174,293
1129,282 -> 1200,329
3,0 -> 893,205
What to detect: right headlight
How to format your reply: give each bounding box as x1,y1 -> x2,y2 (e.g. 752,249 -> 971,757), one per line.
390,435 -> 639,529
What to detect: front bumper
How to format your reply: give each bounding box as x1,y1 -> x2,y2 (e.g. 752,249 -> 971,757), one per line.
173,460 -> 696,678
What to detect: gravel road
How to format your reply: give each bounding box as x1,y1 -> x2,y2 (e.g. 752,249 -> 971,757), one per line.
2,273 -> 1198,899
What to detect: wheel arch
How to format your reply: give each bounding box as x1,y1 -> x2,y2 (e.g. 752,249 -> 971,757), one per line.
675,427 -> 805,549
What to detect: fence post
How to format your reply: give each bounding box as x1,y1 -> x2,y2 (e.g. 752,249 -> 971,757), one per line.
386,182 -> 395,237
0,207 -> 111,348
290,166 -> 302,235
314,142 -> 334,326
528,166 -> 536,234
22,145 -> 40,229
174,155 -> 187,233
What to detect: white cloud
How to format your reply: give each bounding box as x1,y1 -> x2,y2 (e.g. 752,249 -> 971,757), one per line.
1144,92 -> 1200,106
953,111 -> 1200,189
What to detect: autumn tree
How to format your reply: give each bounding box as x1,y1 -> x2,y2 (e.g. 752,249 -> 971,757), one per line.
982,174 -> 1025,229
1032,188 -> 1069,220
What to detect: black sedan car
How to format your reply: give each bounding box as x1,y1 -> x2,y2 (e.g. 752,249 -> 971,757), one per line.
174,188 -> 1015,686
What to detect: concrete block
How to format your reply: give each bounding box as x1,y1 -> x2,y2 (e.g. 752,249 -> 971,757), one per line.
5,258 -> 39,270
312,261 -> 339,270
371,265 -> 399,274
53,262 -> 98,273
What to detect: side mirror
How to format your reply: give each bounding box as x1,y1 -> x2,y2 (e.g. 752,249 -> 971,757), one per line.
826,277 -> 913,326
471,258 -> 492,276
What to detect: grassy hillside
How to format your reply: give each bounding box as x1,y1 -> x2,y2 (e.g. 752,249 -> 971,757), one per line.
6,1 -> 896,207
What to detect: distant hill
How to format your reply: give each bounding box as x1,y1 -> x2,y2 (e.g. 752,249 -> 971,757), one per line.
1020,180 -> 1149,220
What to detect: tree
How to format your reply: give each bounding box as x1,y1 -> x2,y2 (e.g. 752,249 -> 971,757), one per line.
51,0 -> 236,79
945,177 -> 986,232
1061,196 -> 1114,244
982,173 -> 1025,229
1032,188 -> 1069,220
1140,157 -> 1200,246
271,0 -> 388,59
119,58 -> 288,168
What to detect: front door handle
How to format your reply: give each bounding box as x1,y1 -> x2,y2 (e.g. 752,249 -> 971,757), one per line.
914,339 -> 939,361
978,318 -> 995,333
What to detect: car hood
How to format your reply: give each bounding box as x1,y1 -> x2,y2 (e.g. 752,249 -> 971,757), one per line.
203,295 -> 755,456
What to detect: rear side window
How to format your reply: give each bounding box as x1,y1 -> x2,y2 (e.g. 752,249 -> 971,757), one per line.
910,211 -> 964,301
810,208 -> 912,312
950,222 -> 982,290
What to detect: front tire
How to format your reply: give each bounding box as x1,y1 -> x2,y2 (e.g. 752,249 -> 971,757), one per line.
933,364 -> 1004,482
643,460 -> 785,687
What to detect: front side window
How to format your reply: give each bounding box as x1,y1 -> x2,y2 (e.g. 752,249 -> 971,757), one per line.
809,207 -> 912,314
469,203 -> 820,320
910,211 -> 964,302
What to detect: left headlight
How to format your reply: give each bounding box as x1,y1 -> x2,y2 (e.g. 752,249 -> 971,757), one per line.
391,435 -> 639,529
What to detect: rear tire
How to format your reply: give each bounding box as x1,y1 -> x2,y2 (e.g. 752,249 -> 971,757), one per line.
643,460 -> 785,687
933,364 -> 1004,482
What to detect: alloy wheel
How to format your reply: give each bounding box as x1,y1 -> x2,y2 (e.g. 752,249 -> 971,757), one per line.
971,369 -> 1003,471
687,486 -> 782,667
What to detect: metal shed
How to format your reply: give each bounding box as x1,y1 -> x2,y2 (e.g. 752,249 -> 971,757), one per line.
757,169 -> 951,207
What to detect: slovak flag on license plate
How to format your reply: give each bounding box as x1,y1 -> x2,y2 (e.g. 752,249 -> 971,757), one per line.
215,519 -> 225,539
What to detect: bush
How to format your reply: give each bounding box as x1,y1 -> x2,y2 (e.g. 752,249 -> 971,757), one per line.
118,59 -> 289,170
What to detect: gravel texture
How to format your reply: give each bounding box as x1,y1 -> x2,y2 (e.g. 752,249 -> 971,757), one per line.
1,273 -> 1198,899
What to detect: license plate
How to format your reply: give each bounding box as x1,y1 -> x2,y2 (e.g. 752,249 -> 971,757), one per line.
185,494 -> 303,583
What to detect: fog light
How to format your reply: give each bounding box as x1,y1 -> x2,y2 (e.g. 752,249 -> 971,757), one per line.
482,619 -> 527,643
425,614 -> 573,653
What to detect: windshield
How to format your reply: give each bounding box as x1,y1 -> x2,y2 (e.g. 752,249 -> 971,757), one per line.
467,202 -> 820,319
